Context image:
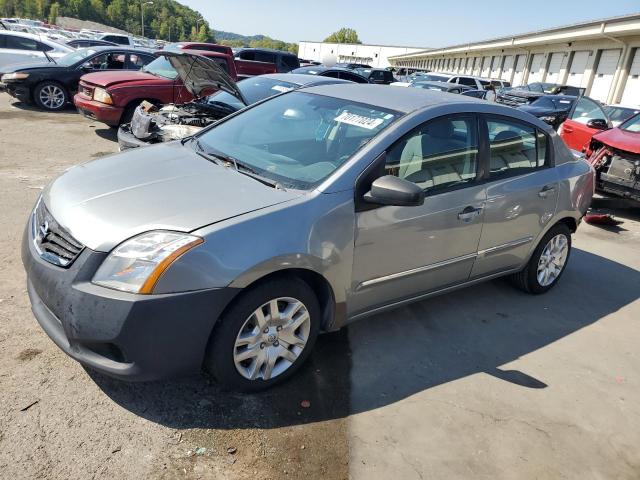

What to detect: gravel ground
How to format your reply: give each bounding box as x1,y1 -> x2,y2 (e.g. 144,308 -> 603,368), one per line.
0,96 -> 349,480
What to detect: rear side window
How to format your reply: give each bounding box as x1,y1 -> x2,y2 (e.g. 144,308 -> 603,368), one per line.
103,35 -> 128,45
281,55 -> 299,70
6,35 -> 39,50
254,51 -> 277,64
0,34 -> 6,48
486,117 -> 548,177
458,77 -> 477,87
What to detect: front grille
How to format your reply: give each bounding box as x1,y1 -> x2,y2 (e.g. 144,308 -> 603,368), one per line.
32,200 -> 84,267
497,94 -> 531,107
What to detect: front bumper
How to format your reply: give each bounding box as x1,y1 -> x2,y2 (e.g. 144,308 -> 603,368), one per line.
2,82 -> 31,102
73,93 -> 123,126
21,217 -> 238,381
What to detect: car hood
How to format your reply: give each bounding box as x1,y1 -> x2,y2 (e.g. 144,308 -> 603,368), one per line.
43,141 -> 303,252
593,127 -> 640,155
80,70 -> 166,88
163,51 -> 246,104
4,61 -> 68,73
517,105 -> 563,116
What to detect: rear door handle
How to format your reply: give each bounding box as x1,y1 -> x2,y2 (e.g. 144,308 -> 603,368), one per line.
458,206 -> 483,221
538,185 -> 557,198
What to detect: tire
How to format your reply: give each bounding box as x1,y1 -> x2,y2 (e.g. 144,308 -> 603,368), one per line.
33,81 -> 68,111
510,223 -> 572,294
205,277 -> 321,392
119,103 -> 139,126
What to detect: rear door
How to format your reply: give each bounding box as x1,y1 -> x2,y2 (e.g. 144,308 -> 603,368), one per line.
471,115 -> 558,278
560,96 -> 609,151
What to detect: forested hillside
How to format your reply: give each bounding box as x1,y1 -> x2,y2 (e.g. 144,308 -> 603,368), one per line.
0,0 -> 214,41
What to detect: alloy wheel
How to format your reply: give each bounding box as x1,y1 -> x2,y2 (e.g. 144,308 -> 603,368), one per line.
39,85 -> 65,110
537,234 -> 569,287
233,297 -> 311,381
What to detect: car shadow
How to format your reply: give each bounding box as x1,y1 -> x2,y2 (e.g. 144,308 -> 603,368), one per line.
8,100 -> 78,117
90,248 -> 639,429
94,127 -> 118,142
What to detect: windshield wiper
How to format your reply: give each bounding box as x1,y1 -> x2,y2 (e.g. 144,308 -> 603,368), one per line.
193,139 -> 281,189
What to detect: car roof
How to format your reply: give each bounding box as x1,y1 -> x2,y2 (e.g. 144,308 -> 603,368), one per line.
82,45 -> 153,53
414,80 -> 464,89
237,47 -> 295,55
301,83 -> 482,113
260,73 -> 351,86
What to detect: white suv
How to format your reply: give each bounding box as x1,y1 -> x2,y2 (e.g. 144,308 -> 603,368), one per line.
449,75 -> 510,90
0,30 -> 72,69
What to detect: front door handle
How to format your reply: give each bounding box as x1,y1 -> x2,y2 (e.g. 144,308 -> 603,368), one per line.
538,185 -> 557,198
458,206 -> 483,221
563,126 -> 574,133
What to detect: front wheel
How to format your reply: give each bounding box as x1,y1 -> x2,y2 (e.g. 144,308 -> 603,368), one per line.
205,278 -> 321,391
33,81 -> 68,111
510,223 -> 572,294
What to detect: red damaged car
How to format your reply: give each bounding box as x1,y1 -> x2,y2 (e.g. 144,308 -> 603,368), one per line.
74,50 -> 239,126
585,112 -> 640,202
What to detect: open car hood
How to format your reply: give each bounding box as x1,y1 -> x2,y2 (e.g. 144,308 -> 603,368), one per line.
162,51 -> 247,105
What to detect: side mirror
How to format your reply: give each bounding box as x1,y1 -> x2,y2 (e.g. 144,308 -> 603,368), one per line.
586,118 -> 609,130
80,62 -> 93,71
364,175 -> 425,207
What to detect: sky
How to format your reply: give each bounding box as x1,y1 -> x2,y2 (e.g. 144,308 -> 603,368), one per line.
178,0 -> 639,47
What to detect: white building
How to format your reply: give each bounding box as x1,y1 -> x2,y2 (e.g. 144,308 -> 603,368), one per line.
297,41 -> 425,68
388,13 -> 640,105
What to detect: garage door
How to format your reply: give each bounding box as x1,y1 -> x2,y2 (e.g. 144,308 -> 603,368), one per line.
512,54 -> 527,86
545,52 -> 565,84
491,56 -> 502,78
466,58 -> 475,75
501,55 -> 515,82
621,48 -> 640,105
567,51 -> 590,87
590,49 -> 621,102
481,56 -> 491,77
528,53 -> 545,83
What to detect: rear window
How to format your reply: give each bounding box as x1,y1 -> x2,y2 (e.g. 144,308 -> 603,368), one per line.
211,57 -> 229,73
281,55 -> 299,70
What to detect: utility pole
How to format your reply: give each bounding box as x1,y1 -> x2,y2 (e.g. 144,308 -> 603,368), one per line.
141,1 -> 153,38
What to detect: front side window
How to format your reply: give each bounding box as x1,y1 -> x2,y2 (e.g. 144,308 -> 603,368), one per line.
254,51 -> 277,64
487,117 -> 547,177
196,92 -> 398,189
571,97 -> 607,125
458,77 -> 477,87
85,52 -> 126,70
385,115 -> 479,191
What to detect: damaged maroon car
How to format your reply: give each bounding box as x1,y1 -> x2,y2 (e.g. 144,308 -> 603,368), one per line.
585,112 -> 640,202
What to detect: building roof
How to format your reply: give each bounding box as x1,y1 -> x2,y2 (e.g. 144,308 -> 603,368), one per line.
299,41 -> 428,50
389,12 -> 640,60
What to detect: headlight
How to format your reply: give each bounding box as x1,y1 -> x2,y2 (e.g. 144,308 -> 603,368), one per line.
539,115 -> 557,124
92,231 -> 203,294
1,72 -> 29,81
93,87 -> 113,105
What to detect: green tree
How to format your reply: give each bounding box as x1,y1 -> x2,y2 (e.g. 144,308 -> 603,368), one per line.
189,25 -> 197,41
324,27 -> 361,44
47,1 -> 59,23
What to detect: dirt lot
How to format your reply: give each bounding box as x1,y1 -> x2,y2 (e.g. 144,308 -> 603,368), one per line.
1,94 -> 639,480
0,97 -> 349,480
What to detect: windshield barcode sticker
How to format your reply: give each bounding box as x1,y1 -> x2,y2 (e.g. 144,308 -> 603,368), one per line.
271,85 -> 294,93
334,111 -> 385,130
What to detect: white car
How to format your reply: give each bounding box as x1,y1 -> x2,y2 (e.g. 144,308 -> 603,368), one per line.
448,74 -> 510,90
0,30 -> 72,69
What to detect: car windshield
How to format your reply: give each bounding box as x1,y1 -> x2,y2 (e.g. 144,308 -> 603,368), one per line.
619,113 -> 640,133
56,48 -> 98,66
413,82 -> 446,91
530,96 -> 575,110
206,77 -> 298,111
141,56 -> 177,79
196,92 -> 399,189
605,106 -> 640,125
413,74 -> 449,83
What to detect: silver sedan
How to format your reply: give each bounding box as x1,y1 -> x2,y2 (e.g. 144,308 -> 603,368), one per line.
22,84 -> 594,390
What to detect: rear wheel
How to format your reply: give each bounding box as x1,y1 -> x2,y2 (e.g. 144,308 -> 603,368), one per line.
33,81 -> 68,111
510,223 -> 572,294
205,278 -> 321,391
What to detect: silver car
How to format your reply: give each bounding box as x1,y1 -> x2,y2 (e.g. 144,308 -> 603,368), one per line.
22,84 -> 594,390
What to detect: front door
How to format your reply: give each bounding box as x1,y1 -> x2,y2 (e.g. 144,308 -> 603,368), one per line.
350,114 -> 486,315
471,115 -> 559,278
560,96 -> 609,151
